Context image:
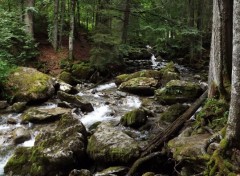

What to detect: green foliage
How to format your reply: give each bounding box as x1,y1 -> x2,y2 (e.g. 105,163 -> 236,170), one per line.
0,60 -> 14,86
0,9 -> 38,64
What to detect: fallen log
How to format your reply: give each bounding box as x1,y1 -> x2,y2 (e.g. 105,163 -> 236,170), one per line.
140,89 -> 208,157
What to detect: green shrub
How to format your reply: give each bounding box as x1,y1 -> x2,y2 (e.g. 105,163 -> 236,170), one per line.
0,9 -> 38,64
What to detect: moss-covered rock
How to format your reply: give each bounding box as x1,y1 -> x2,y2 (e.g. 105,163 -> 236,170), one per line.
5,67 -> 55,103
155,80 -> 202,104
87,122 -> 140,164
119,77 -> 159,96
167,134 -> 211,174
159,62 -> 180,86
115,70 -> 162,86
57,91 -> 94,112
11,102 -> 27,113
161,103 -> 188,123
71,62 -> 94,80
5,113 -> 88,176
195,98 -> 229,131
21,107 -> 70,123
120,108 -> 148,128
58,71 -> 74,85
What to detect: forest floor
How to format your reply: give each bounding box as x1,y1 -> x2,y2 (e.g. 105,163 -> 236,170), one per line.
35,31 -> 91,76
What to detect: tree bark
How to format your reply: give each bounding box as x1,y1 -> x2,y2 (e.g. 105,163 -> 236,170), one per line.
24,0 -> 35,37
197,0 -> 203,59
226,0 -> 240,148
188,0 -> 195,63
69,0 -> 75,60
59,0 -> 65,48
141,90 -> 208,157
53,0 -> 59,51
121,0 -> 131,44
208,0 -> 228,99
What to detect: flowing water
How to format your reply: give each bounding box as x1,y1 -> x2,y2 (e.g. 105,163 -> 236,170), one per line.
0,82 -> 141,175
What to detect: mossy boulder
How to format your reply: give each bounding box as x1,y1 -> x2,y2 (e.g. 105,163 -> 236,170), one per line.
87,122 -> 140,164
115,70 -> 162,86
21,107 -> 71,123
58,71 -> 74,85
119,77 -> 159,96
155,80 -> 202,104
167,134 -> 211,173
57,91 -> 94,112
120,108 -> 148,128
11,102 -> 27,113
71,62 -> 94,80
161,103 -> 189,123
4,113 -> 88,176
5,67 -> 55,103
196,98 -> 229,131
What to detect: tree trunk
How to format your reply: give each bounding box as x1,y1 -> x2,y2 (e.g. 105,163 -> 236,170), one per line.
24,0 -> 35,37
188,0 -> 195,63
59,0 -> 65,48
121,0 -> 131,44
208,0 -> 227,98
197,0 -> 203,59
69,0 -> 75,60
53,0 -> 59,51
226,0 -> 240,148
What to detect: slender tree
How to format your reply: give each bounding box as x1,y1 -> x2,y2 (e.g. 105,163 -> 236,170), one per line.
122,0 -> 131,44
226,0 -> 240,148
53,0 -> 59,51
69,0 -> 75,60
24,0 -> 35,37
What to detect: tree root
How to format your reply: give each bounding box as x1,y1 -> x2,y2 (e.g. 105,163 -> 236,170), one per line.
205,138 -> 238,176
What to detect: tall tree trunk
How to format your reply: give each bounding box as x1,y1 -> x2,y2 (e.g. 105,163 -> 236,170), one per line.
24,0 -> 35,37
197,0 -> 203,59
69,0 -> 75,60
226,0 -> 240,148
188,0 -> 195,63
208,0 -> 227,98
121,0 -> 131,44
222,0 -> 233,81
53,0 -> 59,51
59,0 -> 65,48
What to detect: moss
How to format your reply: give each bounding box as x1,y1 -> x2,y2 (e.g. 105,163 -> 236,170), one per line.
115,70 -> 162,86
195,98 -> 229,131
71,62 -> 94,80
120,109 -> 147,128
161,103 -> 188,122
59,71 -> 74,85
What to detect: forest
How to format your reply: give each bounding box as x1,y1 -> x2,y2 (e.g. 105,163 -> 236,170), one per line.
0,0 -> 240,176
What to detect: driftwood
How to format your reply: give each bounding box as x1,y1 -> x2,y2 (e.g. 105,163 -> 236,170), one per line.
141,89 -> 208,157
127,152 -> 161,176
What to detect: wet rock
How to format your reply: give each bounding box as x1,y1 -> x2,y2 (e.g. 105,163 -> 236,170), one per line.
57,91 -> 94,112
116,91 -> 127,97
21,107 -> 70,123
5,113 -> 88,176
159,62 -> 180,86
69,169 -> 92,176
4,67 -> 55,103
160,103 -> 189,123
155,80 -> 202,104
7,118 -> 17,124
11,102 -> 27,113
12,127 -> 31,144
119,77 -> 159,96
58,101 -> 73,108
87,122 -> 140,164
95,166 -> 128,176
115,70 -> 162,86
55,79 -> 78,94
0,101 -> 8,109
120,108 -> 148,128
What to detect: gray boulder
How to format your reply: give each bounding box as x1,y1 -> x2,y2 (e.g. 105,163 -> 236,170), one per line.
87,122 -> 140,164
12,127 -> 31,144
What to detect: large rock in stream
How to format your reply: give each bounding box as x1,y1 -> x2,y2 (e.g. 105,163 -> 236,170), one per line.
4,113 -> 88,176
4,67 -> 55,103
155,80 -> 202,104
87,122 -> 140,164
21,107 -> 71,123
